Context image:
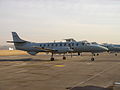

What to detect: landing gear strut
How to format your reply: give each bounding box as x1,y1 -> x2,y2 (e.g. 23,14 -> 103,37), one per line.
78,52 -> 80,56
71,53 -> 73,58
50,53 -> 54,61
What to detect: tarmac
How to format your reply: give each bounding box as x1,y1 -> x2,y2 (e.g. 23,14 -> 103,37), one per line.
0,53 -> 120,90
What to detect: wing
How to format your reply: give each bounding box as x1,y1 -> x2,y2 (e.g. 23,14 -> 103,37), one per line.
32,46 -> 57,52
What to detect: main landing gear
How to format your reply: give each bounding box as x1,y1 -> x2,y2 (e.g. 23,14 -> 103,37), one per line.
63,56 -> 66,60
93,53 -> 99,56
63,54 -> 66,60
91,53 -> 95,61
115,54 -> 118,56
50,53 -> 66,61
78,52 -> 82,56
97,53 -> 99,56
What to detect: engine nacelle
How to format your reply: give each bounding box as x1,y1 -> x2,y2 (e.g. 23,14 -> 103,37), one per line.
27,51 -> 38,55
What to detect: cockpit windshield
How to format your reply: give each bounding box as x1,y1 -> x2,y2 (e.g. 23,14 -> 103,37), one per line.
85,42 -> 91,45
81,42 -> 91,46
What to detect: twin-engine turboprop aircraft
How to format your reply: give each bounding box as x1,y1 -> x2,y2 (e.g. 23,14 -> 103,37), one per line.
7,32 -> 108,61
92,42 -> 120,56
102,43 -> 120,56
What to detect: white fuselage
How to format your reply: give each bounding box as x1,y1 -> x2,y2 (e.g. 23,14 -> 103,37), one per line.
15,41 -> 108,55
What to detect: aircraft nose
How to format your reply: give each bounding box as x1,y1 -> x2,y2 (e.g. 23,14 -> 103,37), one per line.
98,46 -> 108,51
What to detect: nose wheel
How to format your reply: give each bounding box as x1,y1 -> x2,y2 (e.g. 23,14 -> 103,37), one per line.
50,57 -> 54,61
91,58 -> 95,61
63,56 -> 66,60
63,54 -> 66,60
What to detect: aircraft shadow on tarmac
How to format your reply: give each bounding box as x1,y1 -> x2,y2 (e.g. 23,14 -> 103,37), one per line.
66,86 -> 113,90
78,59 -> 120,63
0,58 -> 32,61
0,58 -> 55,62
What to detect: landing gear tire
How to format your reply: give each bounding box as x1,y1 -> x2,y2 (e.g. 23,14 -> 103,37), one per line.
50,58 -> 54,61
97,54 -> 99,56
63,57 -> 66,60
115,54 -> 117,56
91,58 -> 95,61
93,54 -> 96,56
78,52 -> 80,56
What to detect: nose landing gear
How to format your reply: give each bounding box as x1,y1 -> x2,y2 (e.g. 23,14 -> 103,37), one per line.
63,56 -> 66,60
78,52 -> 80,56
63,54 -> 66,60
91,57 -> 95,61
50,57 -> 55,61
50,53 -> 54,61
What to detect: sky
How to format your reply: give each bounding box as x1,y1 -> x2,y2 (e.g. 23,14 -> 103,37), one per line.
0,0 -> 120,45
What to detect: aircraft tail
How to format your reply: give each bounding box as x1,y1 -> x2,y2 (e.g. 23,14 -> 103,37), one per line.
7,32 -> 27,43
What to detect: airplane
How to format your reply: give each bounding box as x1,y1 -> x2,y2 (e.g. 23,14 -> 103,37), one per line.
64,39 -> 108,61
7,32 -> 108,61
92,42 -> 120,56
102,43 -> 120,56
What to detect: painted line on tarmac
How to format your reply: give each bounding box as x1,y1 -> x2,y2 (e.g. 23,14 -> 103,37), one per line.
71,64 -> 119,88
54,65 -> 65,67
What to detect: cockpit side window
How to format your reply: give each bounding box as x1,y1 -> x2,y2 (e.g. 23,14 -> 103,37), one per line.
86,43 -> 90,45
82,42 -> 85,46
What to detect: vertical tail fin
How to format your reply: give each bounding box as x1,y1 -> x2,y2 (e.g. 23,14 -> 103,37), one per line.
12,32 -> 26,43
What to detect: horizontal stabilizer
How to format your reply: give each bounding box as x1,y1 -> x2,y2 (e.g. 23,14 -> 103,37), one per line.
7,41 -> 26,43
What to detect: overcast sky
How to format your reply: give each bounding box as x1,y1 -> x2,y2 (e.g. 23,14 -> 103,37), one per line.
0,0 -> 120,45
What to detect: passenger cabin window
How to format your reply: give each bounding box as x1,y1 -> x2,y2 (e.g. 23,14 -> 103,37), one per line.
51,43 -> 53,46
68,43 -> 71,46
72,43 -> 74,46
55,43 -> 58,47
64,43 -> 66,46
44,44 -> 46,47
60,43 -> 62,46
40,44 -> 42,47
47,44 -> 50,47
76,43 -> 79,46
